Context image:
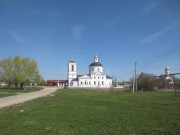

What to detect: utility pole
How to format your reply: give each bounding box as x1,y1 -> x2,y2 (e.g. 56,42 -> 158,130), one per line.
135,62 -> 137,92
133,62 -> 137,93
133,74 -> 135,93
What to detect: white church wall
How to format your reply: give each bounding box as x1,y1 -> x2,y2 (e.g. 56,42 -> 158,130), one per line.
78,78 -> 91,87
89,66 -> 103,74
72,81 -> 78,87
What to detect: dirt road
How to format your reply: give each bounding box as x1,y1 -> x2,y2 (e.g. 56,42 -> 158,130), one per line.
0,87 -> 58,109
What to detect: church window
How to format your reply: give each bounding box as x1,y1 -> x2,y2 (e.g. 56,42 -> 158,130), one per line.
72,65 -> 74,71
92,68 -> 94,71
85,80 -> 87,85
89,82 -> 91,85
98,68 -> 99,71
81,81 -> 82,85
98,76 -> 99,79
94,81 -> 96,85
102,81 -> 104,85
94,76 -> 96,79
102,77 -> 103,79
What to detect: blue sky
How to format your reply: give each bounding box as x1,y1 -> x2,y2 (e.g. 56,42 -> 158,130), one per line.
0,0 -> 180,81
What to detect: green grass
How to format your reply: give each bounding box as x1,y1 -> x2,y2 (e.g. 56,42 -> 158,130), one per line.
0,93 -> 17,98
0,89 -> 180,135
0,87 -> 44,98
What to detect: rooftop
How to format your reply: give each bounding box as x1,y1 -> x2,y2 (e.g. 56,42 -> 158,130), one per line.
69,59 -> 76,63
89,62 -> 103,67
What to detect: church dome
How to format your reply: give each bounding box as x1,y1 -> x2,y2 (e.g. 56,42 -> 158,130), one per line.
89,62 -> 103,67
69,59 -> 76,63
89,54 -> 103,67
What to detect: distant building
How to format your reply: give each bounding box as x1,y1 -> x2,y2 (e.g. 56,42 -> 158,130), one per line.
46,80 -> 68,86
115,81 -> 130,88
0,82 -> 7,87
68,55 -> 112,88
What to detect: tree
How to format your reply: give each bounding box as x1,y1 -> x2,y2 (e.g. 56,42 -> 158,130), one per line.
129,77 -> 134,89
138,72 -> 154,91
174,78 -> 180,89
16,58 -> 41,89
13,56 -> 21,88
0,57 -> 15,87
0,56 -> 42,89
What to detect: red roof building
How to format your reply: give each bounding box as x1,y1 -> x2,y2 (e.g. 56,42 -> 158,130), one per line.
46,80 -> 68,86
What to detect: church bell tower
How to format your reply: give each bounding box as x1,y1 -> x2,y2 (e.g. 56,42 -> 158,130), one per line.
68,59 -> 77,85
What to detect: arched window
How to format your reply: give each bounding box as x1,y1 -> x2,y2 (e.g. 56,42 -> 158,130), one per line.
71,65 -> 74,71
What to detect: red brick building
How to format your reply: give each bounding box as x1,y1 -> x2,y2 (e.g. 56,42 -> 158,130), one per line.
46,80 -> 68,86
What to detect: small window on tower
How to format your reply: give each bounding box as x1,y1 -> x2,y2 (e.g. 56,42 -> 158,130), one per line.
72,65 -> 74,71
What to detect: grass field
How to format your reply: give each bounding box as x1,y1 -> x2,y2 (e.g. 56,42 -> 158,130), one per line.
0,87 -> 44,98
0,89 -> 180,135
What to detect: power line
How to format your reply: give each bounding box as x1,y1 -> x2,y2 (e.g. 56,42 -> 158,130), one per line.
139,42 -> 180,69
117,42 -> 180,79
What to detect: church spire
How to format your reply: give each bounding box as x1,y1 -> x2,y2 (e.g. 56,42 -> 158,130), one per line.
94,54 -> 98,62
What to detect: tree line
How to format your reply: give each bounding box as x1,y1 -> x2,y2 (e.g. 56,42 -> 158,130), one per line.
0,56 -> 44,89
131,72 -> 180,91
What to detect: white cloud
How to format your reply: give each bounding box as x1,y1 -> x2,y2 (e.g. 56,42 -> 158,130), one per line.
44,23 -> 58,32
139,20 -> 180,44
71,26 -> 83,38
139,2 -> 157,15
8,30 -> 24,44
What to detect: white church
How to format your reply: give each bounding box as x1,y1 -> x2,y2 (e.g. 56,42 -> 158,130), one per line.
67,55 -> 113,88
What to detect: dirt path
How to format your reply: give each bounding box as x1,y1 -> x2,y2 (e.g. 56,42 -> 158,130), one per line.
0,87 -> 58,109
